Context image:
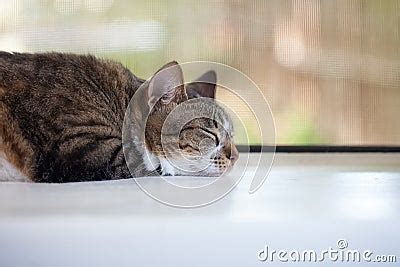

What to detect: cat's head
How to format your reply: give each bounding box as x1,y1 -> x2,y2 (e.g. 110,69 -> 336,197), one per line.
143,61 -> 239,176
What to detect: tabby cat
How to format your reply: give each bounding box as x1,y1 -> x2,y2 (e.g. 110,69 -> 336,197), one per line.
0,52 -> 238,182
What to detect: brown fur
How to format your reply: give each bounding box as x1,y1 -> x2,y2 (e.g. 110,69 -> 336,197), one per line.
0,52 -> 238,182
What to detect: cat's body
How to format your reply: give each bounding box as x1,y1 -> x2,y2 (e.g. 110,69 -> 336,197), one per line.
0,52 -> 141,182
0,52 -> 238,183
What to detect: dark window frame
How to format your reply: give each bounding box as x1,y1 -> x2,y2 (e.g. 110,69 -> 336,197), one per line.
237,145 -> 400,153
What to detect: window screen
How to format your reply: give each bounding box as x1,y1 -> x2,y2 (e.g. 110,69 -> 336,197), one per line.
1,0 -> 399,145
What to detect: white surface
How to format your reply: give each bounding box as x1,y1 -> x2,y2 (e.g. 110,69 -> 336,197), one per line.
0,153 -> 399,266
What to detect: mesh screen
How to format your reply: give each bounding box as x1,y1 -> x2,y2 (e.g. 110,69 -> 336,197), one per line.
1,0 -> 399,145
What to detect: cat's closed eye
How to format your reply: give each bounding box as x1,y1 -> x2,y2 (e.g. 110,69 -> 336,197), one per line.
172,117 -> 238,176
179,127 -> 218,154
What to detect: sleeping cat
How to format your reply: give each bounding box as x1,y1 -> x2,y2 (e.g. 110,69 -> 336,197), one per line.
0,52 -> 238,182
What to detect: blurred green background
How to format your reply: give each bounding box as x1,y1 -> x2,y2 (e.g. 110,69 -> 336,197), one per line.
0,0 -> 399,145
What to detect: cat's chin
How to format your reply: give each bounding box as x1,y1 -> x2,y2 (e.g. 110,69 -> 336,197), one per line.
150,154 -> 236,177
179,166 -> 234,177
160,166 -> 231,178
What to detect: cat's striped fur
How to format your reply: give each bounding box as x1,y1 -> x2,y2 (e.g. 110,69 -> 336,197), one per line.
0,52 -> 238,182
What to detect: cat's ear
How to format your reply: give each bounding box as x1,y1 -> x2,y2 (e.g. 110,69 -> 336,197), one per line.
186,70 -> 217,99
147,61 -> 186,107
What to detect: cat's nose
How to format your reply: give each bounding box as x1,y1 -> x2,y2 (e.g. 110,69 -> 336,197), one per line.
230,145 -> 239,165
